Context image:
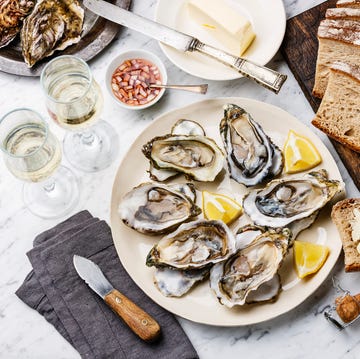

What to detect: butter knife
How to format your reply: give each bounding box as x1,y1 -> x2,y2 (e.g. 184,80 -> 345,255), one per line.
73,255 -> 161,342
83,0 -> 287,93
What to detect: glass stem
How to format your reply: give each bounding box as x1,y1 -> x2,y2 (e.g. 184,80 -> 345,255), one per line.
81,129 -> 97,146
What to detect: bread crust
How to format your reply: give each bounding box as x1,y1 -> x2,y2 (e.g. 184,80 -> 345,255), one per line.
331,198 -> 360,272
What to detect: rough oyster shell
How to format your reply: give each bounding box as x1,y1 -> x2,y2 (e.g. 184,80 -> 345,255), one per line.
146,219 -> 236,269
148,119 -> 207,182
21,0 -> 84,67
118,182 -> 201,235
220,104 -> 283,186
143,134 -> 225,182
0,0 -> 35,48
153,266 -> 210,297
243,169 -> 342,228
210,229 -> 290,307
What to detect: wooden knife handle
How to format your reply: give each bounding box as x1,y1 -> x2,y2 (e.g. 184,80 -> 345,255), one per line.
104,289 -> 161,342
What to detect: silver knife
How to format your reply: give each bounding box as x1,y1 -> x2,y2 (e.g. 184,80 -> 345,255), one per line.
73,255 -> 161,341
83,0 -> 287,93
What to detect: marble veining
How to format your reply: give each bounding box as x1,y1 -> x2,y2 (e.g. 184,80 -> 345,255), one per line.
0,0 -> 359,358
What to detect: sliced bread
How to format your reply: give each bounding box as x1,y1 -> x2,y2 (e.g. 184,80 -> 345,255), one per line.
336,0 -> 360,8
331,198 -> 360,272
312,19 -> 360,98
312,61 -> 360,152
326,7 -> 360,20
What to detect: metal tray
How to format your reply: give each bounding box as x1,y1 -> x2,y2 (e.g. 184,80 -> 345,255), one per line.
0,0 -> 131,76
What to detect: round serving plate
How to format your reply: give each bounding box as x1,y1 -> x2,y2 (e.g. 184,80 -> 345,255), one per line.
110,97 -> 344,326
0,0 -> 131,76
155,0 -> 286,81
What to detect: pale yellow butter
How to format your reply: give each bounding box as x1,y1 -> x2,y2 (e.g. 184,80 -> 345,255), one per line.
187,0 -> 256,56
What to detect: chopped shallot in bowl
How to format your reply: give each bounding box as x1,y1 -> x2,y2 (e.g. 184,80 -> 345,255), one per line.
106,50 -> 167,110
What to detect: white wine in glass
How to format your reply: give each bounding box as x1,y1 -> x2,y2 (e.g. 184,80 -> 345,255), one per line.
0,108 -> 80,219
41,55 -> 118,172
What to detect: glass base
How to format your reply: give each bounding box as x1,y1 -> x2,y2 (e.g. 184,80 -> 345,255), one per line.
23,166 -> 80,219
63,121 -> 119,172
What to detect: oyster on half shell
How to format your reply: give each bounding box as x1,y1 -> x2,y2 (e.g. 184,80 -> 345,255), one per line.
210,229 -> 290,307
148,119 -> 208,182
143,134 -> 225,182
21,0 -> 84,67
220,104 -> 283,187
146,219 -> 236,269
0,0 -> 35,48
118,182 -> 201,235
243,170 -> 342,229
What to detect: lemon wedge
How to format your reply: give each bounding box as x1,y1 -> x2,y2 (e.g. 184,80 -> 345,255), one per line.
293,240 -> 329,279
284,130 -> 322,173
202,191 -> 242,224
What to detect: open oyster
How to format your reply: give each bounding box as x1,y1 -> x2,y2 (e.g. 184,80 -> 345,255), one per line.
210,229 -> 290,307
153,266 -> 210,297
0,0 -> 36,48
21,0 -> 84,67
143,134 -> 225,182
146,219 -> 236,269
243,170 -> 342,229
148,119 -> 207,182
118,182 -> 201,235
220,104 -> 283,187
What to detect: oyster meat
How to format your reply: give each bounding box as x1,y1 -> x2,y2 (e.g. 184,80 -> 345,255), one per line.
146,219 -> 236,269
118,182 -> 201,235
210,229 -> 290,307
148,119 -> 207,182
0,0 -> 35,48
220,104 -> 283,186
143,134 -> 225,182
153,266 -> 210,297
21,0 -> 84,67
243,170 -> 342,228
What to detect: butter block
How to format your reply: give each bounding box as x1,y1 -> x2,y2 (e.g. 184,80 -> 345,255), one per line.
187,0 -> 256,56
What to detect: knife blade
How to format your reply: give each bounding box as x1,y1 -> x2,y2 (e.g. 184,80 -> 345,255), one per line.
73,255 -> 161,342
83,0 -> 287,93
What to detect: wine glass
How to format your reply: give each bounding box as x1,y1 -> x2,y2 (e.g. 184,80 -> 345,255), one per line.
40,55 -> 118,172
0,108 -> 79,219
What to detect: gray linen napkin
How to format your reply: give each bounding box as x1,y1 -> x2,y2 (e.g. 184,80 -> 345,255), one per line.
16,211 -> 199,359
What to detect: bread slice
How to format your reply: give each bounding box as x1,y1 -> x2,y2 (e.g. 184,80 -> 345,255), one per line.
331,198 -> 360,272
326,7 -> 360,20
337,0 -> 360,8
312,19 -> 360,98
312,61 -> 360,152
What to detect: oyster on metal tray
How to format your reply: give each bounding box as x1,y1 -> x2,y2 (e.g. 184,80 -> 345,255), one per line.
21,0 -> 84,67
0,0 -> 36,48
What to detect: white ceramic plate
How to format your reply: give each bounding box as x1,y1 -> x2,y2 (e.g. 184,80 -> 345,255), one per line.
154,0 -> 286,81
110,98 -> 344,326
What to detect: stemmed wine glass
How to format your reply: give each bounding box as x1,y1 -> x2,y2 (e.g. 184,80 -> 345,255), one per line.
41,55 -> 118,172
0,108 -> 79,218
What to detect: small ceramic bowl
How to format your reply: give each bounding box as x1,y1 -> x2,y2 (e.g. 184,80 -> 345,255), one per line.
106,49 -> 167,110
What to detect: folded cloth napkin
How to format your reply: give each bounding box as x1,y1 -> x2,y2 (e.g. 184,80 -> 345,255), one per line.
16,211 -> 199,359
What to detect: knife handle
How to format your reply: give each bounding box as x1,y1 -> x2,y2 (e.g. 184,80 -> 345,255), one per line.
104,289 -> 161,342
190,39 -> 287,94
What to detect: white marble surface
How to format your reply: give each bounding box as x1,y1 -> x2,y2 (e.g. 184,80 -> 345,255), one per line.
0,0 -> 359,358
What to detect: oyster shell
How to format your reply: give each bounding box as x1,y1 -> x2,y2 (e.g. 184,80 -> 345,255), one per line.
143,134 -> 225,182
220,104 -> 283,186
210,229 -> 290,307
153,266 -> 210,297
243,170 -> 342,228
118,182 -> 201,235
21,0 -> 84,67
171,119 -> 206,137
146,219 -> 236,269
148,119 -> 207,181
0,0 -> 35,48
245,273 -> 281,304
